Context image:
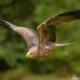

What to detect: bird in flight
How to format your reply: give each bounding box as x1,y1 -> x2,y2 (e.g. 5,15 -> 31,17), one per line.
0,10 -> 80,59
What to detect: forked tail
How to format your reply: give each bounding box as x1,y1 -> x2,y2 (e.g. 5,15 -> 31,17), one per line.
56,43 -> 75,47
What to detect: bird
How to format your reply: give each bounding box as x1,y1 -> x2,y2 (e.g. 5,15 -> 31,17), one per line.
0,10 -> 80,59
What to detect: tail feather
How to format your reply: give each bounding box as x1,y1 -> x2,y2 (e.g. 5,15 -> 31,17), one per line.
56,43 -> 75,47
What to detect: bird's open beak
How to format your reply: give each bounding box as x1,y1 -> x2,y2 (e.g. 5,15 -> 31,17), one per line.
26,53 -> 30,58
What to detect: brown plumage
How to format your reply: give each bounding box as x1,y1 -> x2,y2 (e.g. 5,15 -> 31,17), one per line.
0,10 -> 80,59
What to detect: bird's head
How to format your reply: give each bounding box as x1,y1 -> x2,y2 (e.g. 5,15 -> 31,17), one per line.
26,47 -> 38,58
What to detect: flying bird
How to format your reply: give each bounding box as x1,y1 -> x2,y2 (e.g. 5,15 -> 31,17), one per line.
0,10 -> 80,59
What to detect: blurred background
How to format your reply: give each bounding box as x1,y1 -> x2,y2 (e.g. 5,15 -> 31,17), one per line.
0,0 -> 80,80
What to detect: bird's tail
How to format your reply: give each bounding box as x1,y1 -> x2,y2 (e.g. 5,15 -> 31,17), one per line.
56,43 -> 75,47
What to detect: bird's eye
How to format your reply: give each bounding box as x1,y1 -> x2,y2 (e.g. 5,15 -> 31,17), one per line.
29,53 -> 33,57
30,53 -> 33,54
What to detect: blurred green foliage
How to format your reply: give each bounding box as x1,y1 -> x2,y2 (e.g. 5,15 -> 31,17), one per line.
0,0 -> 80,78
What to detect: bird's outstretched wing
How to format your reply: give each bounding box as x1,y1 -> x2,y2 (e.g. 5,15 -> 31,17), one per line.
0,19 -> 38,49
37,10 -> 80,55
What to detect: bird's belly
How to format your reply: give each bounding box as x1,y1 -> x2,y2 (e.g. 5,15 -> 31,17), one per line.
41,43 -> 56,56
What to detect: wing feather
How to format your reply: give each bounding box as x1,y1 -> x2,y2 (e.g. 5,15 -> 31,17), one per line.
0,19 -> 38,49
37,10 -> 80,55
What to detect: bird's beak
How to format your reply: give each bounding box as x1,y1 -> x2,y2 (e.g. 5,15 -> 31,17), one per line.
26,53 -> 30,58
